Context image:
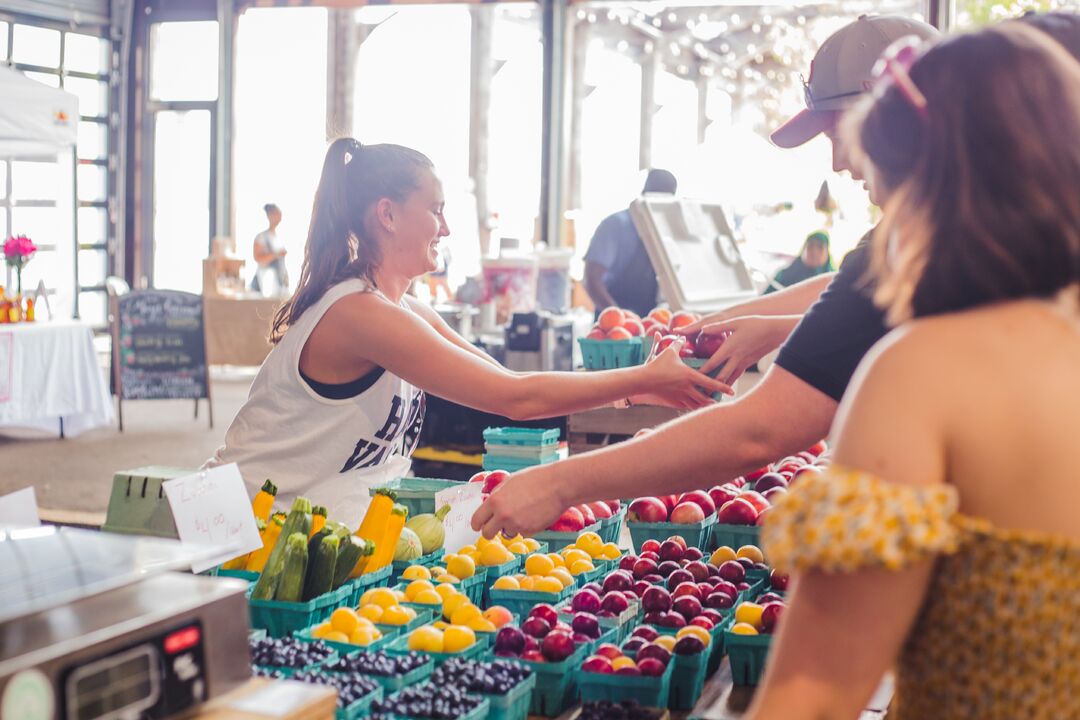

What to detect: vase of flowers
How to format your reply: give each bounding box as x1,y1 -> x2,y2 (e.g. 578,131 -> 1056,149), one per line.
4,234 -> 37,295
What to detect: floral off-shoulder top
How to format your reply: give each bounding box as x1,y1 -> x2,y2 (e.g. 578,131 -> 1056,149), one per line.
761,467 -> 1080,720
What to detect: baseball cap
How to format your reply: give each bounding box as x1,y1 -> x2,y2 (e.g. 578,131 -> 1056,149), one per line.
771,15 -> 939,148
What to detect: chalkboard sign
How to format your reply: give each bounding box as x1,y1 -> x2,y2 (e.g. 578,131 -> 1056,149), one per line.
111,289 -> 212,430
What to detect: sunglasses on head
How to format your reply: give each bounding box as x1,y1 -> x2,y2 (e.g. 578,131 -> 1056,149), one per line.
872,36 -> 929,117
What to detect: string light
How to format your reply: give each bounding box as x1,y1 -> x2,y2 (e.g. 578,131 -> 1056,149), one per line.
617,40 -> 629,52
731,13 -> 741,25
667,12 -> 677,23
652,17 -> 662,27
576,9 -> 586,21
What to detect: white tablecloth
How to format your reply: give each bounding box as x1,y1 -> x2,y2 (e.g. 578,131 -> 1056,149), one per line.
0,320 -> 114,437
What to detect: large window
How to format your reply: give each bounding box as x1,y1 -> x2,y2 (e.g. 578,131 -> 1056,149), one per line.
0,18 -> 112,324
568,2 -> 926,281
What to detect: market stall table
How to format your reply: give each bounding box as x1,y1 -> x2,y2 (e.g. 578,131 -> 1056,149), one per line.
0,320 -> 113,437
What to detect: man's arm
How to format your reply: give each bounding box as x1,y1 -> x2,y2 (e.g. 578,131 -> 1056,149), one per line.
584,261 -> 617,310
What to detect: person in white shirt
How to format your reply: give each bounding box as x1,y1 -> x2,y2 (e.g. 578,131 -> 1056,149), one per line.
251,203 -> 289,296
211,138 -> 729,522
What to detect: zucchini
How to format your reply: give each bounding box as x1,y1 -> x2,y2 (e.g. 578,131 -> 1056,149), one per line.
252,497 -> 313,600
333,535 -> 374,589
274,532 -> 309,603
303,534 -> 339,601
307,527 -> 332,561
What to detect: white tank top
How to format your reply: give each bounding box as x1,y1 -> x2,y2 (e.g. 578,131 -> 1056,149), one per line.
209,279 -> 424,521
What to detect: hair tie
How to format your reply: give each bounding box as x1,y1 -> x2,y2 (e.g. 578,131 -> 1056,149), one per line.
344,139 -> 363,165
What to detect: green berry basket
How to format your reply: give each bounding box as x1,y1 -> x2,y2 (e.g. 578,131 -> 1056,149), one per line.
578,337 -> 645,370
724,626 -> 772,686
627,515 -> 717,554
247,585 -> 352,639
385,686 -> 491,720
337,684 -> 384,720
668,651 -> 709,710
369,477 -> 462,519
574,565 -> 606,589
486,585 -> 575,621
598,507 -> 627,544
522,642 -> 589,716
681,358 -> 727,401
345,564 -> 394,607
577,656 -> 674,707
323,651 -> 435,694
484,672 -> 536,720
746,566 -> 771,587
710,523 -> 761,552
532,524 -> 602,553
390,549 -> 446,585
737,578 -> 767,606
294,623 -> 400,655
254,650 -> 340,679
481,556 -> 523,607
459,568 -> 490,606
384,634 -> 488,667
217,568 -> 260,583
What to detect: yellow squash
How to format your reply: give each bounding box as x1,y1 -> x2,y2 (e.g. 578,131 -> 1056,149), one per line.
367,504 -> 409,573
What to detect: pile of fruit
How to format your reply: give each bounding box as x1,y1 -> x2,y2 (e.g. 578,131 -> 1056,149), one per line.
323,650 -> 430,678
580,699 -> 662,720
628,491 -> 716,525
249,636 -> 333,670
391,577 -> 512,634
490,553 -> 577,594
729,595 -> 788,636
471,470 -> 621,535
353,587 -> 422,627
585,306 -> 728,362
430,657 -> 534,696
711,442 -> 830,526
454,532 -> 542,569
564,582 -> 635,620
310,606 -> 393,646
623,624 -> 712,658
492,604 -> 591,663
288,670 -> 381,708
371,683 -> 485,719
710,545 -> 789,596
407,624 -> 478,654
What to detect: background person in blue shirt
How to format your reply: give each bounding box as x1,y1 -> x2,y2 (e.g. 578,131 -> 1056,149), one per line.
583,169 -> 677,317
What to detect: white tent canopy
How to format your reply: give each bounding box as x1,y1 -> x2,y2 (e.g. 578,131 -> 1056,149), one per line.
0,65 -> 78,157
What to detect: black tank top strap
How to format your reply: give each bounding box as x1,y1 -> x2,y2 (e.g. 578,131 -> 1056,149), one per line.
300,366 -> 386,400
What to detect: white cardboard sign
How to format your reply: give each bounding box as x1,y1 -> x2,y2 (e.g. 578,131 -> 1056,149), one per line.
163,464 -> 262,573
434,482 -> 484,553
0,487 -> 40,528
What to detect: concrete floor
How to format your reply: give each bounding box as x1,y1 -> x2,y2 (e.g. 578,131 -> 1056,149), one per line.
0,369 -> 252,520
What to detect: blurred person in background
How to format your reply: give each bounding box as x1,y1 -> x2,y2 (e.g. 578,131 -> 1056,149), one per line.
252,202 -> 289,296
764,231 -> 835,294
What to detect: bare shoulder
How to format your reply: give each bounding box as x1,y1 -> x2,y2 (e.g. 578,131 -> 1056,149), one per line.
317,287 -> 409,335
403,295 -> 442,325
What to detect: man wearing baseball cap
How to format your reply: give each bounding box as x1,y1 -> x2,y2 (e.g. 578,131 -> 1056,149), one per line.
470,15 -> 946,540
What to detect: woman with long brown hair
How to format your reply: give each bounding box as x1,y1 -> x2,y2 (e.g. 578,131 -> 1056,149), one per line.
744,22 -> 1080,718
210,139 -> 728,519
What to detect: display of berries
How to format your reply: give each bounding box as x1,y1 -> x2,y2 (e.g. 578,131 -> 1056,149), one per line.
580,700 -> 659,720
249,637 -> 333,669
372,683 -> 484,719
431,658 -> 533,696
290,671 -> 380,708
323,650 -> 429,677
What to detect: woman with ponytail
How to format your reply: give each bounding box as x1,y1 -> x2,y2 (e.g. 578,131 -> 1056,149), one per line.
210,138 -> 729,519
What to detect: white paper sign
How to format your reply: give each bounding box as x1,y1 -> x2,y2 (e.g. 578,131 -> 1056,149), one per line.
434,482 -> 485,553
163,464 -> 262,573
0,487 -> 40,527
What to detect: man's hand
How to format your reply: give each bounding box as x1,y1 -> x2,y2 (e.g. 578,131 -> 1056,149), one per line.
690,315 -> 801,383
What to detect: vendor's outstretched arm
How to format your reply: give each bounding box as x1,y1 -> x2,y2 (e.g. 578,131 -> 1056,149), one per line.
472,365 -> 837,538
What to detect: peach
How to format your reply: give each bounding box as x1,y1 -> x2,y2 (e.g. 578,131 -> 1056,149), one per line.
598,307 -> 626,331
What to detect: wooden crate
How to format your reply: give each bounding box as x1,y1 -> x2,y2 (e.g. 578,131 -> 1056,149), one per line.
567,406 -> 685,455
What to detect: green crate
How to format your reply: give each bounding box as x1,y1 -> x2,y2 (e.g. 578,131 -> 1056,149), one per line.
737,578 -> 766,606
101,466 -> 194,539
294,623 -> 399,655
248,585 -> 351,639
370,477 -> 462,518
627,515 -> 717,553
390,549 -> 446,585
578,656 -> 674,707
487,586 -> 575,621
522,642 -> 589,716
218,568 -> 260,583
484,672 -> 536,720
345,564 -> 394,607
384,634 -> 487,667
681,358 -> 726,401
578,337 -> 644,370
483,427 -> 561,447
668,651 -> 709,710
746,566 -> 771,587
598,508 -> 627,544
711,523 -> 761,552
532,524 -> 602,553
473,614 -> 519,650
481,556 -> 523,607
459,568 -> 489,605
324,651 -> 436,694
574,565 -> 606,589
338,685 -> 383,720
724,627 -> 772,686
393,691 -> 491,720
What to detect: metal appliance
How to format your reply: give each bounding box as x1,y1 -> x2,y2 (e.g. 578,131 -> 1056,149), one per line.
503,312 -> 574,372
0,527 -> 250,720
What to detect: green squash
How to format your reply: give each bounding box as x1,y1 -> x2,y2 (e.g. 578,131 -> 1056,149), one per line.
394,527 -> 424,562
405,504 -> 451,555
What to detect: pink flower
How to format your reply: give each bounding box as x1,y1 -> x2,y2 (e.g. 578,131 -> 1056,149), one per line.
4,235 -> 36,267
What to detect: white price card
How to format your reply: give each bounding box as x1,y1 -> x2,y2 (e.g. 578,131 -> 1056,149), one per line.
434,482 -> 485,553
163,464 -> 262,573
0,487 -> 40,528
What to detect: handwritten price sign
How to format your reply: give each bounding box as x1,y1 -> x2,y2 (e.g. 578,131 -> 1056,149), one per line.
434,482 -> 484,554
164,464 -> 262,573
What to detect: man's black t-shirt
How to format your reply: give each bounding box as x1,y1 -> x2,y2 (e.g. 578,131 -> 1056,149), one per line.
774,231 -> 888,402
